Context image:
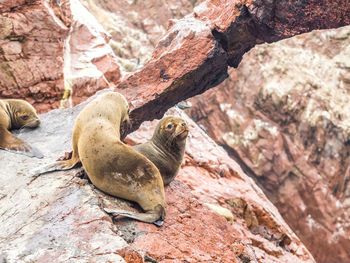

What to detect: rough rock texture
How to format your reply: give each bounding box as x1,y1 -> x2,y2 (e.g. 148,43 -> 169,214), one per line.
187,25 -> 350,263
2,0 -> 349,114
1,0 -> 350,262
0,0 -> 121,113
0,92 -> 315,262
80,0 -> 204,72
0,0 -> 71,112
114,0 -> 350,132
62,0 -> 121,108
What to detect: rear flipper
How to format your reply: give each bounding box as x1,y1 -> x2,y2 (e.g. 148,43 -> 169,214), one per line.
31,158 -> 81,177
104,205 -> 165,227
0,130 -> 43,159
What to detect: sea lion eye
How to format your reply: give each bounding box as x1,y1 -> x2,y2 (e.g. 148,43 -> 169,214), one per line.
181,122 -> 186,127
21,115 -> 29,120
167,123 -> 173,129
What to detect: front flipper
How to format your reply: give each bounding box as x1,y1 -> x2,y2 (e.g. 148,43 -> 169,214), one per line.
0,129 -> 43,158
104,206 -> 164,226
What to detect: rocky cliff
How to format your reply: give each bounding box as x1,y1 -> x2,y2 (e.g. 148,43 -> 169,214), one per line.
1,0 -> 350,262
187,26 -> 350,262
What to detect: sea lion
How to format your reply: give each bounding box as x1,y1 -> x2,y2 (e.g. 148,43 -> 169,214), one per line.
33,92 -> 166,225
132,116 -> 188,185
0,99 -> 43,158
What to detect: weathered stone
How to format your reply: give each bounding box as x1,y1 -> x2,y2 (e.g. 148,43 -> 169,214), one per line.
0,0 -> 121,113
187,25 -> 350,263
114,0 -> 350,132
0,0 -> 71,113
0,93 -> 315,262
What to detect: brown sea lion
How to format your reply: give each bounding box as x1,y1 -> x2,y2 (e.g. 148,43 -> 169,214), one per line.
0,99 -> 43,158
33,92 -> 166,225
132,116 -> 188,185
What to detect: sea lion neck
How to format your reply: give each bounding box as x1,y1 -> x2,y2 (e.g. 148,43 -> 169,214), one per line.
151,130 -> 183,160
4,101 -> 17,129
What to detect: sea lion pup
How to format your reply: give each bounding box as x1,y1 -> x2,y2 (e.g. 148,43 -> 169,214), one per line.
34,92 -> 166,225
132,116 -> 189,186
0,99 -> 43,158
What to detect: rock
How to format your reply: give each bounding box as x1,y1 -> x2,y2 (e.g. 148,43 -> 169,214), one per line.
204,203 -> 234,224
0,0 -> 121,113
2,0 -> 349,117
0,93 -> 315,262
80,0 -> 204,72
0,0 -> 71,113
114,0 -> 350,132
63,0 -> 121,108
127,107 -> 315,262
187,25 -> 350,263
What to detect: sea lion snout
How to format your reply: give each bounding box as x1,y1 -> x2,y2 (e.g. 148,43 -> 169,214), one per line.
34,118 -> 41,126
26,118 -> 41,128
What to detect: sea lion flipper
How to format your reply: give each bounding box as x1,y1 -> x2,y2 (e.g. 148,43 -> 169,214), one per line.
28,146 -> 44,159
0,129 -> 43,158
31,158 -> 81,177
104,207 -> 164,225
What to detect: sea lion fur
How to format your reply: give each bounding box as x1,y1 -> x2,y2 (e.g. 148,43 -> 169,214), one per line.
0,99 -> 42,158
132,116 -> 188,185
33,92 -> 166,225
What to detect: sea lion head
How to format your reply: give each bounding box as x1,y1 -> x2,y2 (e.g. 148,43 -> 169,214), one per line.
8,100 -> 41,129
114,92 -> 132,140
154,116 -> 189,146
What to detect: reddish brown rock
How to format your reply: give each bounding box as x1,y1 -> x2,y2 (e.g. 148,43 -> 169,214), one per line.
1,0 -> 349,115
0,0 -> 71,112
0,0 -> 121,113
124,108 -> 315,263
115,0 -> 350,132
187,26 -> 350,263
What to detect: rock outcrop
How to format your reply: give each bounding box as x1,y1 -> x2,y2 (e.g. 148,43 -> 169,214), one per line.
1,0 -> 349,115
115,0 -> 350,132
187,25 -> 350,263
1,0 -> 350,262
0,0 -> 121,113
0,92 -> 315,262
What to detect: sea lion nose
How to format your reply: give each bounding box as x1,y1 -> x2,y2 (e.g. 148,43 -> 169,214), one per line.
36,119 -> 41,125
181,122 -> 186,127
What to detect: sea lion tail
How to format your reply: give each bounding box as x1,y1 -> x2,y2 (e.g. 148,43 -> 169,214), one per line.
104,205 -> 165,227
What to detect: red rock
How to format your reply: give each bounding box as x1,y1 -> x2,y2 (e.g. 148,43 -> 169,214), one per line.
187,26 -> 350,262
126,108 -> 315,263
0,0 -> 121,113
117,247 -> 144,263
